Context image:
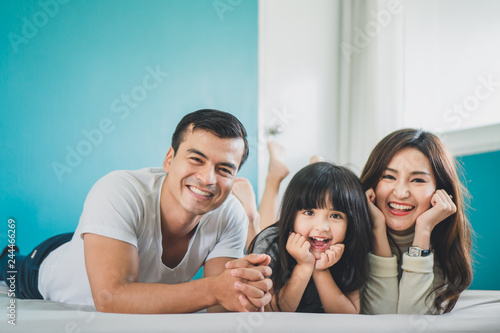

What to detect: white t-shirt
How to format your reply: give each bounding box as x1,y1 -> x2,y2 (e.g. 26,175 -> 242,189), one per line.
38,168 -> 248,306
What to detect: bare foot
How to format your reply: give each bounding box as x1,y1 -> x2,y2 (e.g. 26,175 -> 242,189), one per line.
232,178 -> 261,249
232,178 -> 259,223
267,141 -> 289,184
309,155 -> 326,164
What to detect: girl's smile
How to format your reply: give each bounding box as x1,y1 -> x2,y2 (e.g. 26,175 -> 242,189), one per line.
294,207 -> 347,259
309,236 -> 332,252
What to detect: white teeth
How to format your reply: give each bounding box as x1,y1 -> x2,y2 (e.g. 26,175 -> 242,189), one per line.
311,237 -> 329,242
189,186 -> 212,197
389,203 -> 414,211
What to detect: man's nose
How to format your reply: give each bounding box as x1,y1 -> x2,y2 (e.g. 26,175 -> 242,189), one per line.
197,164 -> 216,185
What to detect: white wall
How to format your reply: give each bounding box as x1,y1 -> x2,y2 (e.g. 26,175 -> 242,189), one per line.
403,0 -> 500,156
258,0 -> 341,200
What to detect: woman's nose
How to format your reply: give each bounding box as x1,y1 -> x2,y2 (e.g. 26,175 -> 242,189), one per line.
393,181 -> 409,198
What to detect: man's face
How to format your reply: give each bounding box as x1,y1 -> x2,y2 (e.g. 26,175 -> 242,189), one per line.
163,126 -> 244,218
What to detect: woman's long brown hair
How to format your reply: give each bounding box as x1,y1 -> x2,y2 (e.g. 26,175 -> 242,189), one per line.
360,128 -> 473,313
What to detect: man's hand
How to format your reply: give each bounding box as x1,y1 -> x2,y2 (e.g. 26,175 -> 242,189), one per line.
224,253 -> 273,311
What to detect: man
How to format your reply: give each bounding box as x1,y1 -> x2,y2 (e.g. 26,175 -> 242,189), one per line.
0,109 -> 272,313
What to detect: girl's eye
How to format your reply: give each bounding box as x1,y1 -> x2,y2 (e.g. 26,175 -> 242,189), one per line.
382,174 -> 396,180
330,213 -> 343,219
303,210 -> 314,216
411,178 -> 426,183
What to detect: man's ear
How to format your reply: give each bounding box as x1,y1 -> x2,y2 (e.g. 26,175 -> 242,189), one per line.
163,147 -> 175,173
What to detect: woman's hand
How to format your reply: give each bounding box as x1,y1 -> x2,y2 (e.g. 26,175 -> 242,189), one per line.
416,189 -> 456,230
365,189 -> 386,232
365,189 -> 392,257
315,243 -> 344,271
286,232 -> 315,269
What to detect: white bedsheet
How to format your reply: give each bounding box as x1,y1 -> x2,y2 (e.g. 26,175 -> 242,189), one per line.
1,282 -> 499,333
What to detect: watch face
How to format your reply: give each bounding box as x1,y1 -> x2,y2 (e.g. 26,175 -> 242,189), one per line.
408,247 -> 421,257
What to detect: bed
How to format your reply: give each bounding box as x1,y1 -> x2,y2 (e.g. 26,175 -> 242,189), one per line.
1,282 -> 499,333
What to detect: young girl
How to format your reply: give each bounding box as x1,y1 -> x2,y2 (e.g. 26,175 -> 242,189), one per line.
247,162 -> 372,313
360,128 -> 473,315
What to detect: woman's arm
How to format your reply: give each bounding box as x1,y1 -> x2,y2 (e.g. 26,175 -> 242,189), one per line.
361,253 -> 399,314
397,189 -> 455,314
397,253 -> 438,314
366,189 -> 392,257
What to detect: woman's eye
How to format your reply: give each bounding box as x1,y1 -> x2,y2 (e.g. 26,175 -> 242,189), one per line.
330,214 -> 342,219
303,210 -> 314,216
411,178 -> 426,183
382,174 -> 396,180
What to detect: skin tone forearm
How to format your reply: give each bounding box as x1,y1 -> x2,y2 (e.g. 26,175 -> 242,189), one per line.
313,243 -> 358,314
92,278 -> 217,314
84,234 -> 272,313
312,270 -> 359,313
366,189 -> 392,257
272,263 -> 314,312
372,227 -> 392,257
413,189 -> 456,250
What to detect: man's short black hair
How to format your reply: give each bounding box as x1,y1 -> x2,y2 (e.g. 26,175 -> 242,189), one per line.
171,109 -> 249,169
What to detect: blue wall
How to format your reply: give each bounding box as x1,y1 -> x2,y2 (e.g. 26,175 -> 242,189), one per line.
0,0 -> 258,251
460,150 -> 500,290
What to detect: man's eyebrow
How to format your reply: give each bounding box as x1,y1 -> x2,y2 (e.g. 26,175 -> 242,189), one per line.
187,148 -> 207,159
220,162 -> 238,171
385,167 -> 430,176
187,149 -> 237,171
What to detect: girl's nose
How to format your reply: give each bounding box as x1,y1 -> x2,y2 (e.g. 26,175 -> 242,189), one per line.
314,219 -> 330,231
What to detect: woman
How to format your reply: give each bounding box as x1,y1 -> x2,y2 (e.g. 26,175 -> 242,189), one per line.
360,128 -> 473,314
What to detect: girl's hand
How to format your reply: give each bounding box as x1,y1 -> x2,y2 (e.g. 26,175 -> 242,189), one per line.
415,189 -> 457,232
286,232 -> 315,268
315,243 -> 344,271
365,189 -> 386,232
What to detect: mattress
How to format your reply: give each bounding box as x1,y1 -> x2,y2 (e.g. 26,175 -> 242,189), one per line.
1,282 -> 499,332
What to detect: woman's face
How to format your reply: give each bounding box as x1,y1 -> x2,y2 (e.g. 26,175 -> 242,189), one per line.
374,148 -> 437,235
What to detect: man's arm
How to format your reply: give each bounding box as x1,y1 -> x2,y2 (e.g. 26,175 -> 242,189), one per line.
84,234 -> 265,313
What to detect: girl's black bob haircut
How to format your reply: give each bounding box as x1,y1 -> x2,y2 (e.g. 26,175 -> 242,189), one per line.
249,162 -> 373,311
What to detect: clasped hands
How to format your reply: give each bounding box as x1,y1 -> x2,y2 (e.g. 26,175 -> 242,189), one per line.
215,253 -> 273,312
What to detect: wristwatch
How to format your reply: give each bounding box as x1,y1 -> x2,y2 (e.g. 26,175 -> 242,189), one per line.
408,246 -> 431,257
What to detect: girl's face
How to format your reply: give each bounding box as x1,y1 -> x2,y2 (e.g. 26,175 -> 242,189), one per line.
374,147 -> 437,235
293,206 -> 348,260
